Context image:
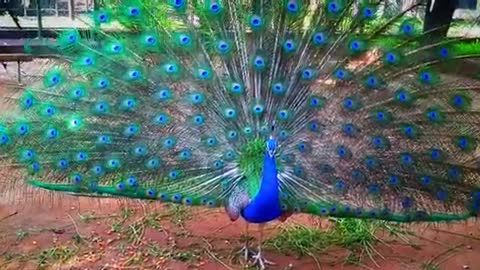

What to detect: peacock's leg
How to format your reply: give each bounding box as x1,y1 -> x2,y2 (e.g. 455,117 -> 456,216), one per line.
250,223 -> 275,269
236,222 -> 255,261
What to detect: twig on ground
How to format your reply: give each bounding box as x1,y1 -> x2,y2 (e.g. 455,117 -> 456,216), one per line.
307,251 -> 322,270
0,210 -> 18,222
425,244 -> 464,267
67,214 -> 87,244
202,238 -> 234,270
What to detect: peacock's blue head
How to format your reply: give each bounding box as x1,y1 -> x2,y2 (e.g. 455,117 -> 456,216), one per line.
266,136 -> 277,158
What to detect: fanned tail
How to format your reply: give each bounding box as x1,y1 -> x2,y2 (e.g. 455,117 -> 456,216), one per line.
1,0 -> 480,222
270,1 -> 480,222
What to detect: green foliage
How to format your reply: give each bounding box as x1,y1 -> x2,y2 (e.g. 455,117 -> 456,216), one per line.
15,229 -> 29,240
37,246 -> 77,268
422,262 -> 441,270
265,218 -> 411,261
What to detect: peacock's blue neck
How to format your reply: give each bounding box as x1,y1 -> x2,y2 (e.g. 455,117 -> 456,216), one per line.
241,152 -> 283,223
259,152 -> 279,195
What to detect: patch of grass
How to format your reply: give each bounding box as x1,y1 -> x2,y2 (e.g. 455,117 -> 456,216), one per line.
265,218 -> 411,264
144,213 -> 163,230
146,243 -> 163,257
333,218 -> 384,250
3,253 -> 28,263
15,229 -> 29,240
118,241 -> 202,268
345,253 -> 361,265
37,246 -> 77,268
107,207 -> 135,237
158,204 -> 190,227
4,253 -> 16,261
420,244 -> 462,270
110,209 -> 168,246
158,205 -> 192,238
112,205 -> 188,242
175,230 -> 191,237
111,222 -> 122,233
173,250 -> 201,262
78,212 -> 97,223
116,242 -> 127,253
125,222 -> 145,245
121,207 -> 134,219
264,224 -> 325,256
143,242 -> 201,262
422,261 -> 441,270
171,205 -> 190,226
71,233 -> 84,244
3,245 -> 81,269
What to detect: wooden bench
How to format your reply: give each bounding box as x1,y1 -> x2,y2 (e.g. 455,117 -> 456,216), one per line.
0,53 -> 33,84
0,53 -> 57,84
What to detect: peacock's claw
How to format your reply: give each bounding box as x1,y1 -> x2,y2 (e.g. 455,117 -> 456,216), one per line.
250,251 -> 275,270
235,245 -> 255,262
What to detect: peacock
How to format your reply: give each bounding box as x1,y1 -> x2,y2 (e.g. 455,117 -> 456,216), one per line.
2,0 -> 480,268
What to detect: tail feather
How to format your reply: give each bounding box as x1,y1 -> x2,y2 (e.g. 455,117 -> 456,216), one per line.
1,0 -> 480,222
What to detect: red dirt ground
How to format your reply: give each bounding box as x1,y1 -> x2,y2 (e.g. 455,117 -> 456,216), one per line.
1,191 -> 480,270
0,198 -> 316,270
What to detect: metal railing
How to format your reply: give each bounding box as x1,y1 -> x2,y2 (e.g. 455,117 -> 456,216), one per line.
0,0 -> 94,19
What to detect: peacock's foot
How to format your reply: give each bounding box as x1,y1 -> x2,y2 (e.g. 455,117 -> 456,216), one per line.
235,244 -> 255,262
250,250 -> 275,270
